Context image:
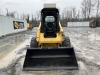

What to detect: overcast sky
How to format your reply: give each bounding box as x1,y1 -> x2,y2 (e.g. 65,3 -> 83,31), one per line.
0,0 -> 83,17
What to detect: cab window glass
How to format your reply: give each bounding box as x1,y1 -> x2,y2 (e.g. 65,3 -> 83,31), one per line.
45,16 -> 55,22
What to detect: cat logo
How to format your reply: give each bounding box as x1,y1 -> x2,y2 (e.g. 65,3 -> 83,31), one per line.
14,21 -> 19,29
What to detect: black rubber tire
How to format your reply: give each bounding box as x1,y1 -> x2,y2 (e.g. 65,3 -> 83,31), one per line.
30,37 -> 38,48
62,36 -> 71,47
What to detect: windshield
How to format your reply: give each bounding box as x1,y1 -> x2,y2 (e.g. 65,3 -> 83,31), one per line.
45,16 -> 55,22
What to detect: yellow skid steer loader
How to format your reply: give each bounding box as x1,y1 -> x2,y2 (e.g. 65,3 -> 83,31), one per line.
23,5 -> 78,71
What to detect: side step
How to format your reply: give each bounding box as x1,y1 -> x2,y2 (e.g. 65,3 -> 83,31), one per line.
23,47 -> 78,71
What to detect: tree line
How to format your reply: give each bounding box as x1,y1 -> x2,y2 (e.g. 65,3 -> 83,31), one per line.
0,0 -> 100,27
61,0 -> 100,26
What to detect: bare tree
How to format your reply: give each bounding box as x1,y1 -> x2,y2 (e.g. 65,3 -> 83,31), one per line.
72,7 -> 76,19
81,0 -> 88,18
96,0 -> 100,17
36,11 -> 41,20
21,13 -> 29,20
32,15 -> 34,21
26,14 -> 30,23
61,8 -> 68,26
76,10 -> 80,20
81,7 -> 87,19
5,8 -> 9,16
7,11 -> 16,18
87,0 -> 91,18
61,8 -> 67,19
69,8 -> 73,19
61,7 -> 74,20
81,0 -> 96,18
87,0 -> 96,18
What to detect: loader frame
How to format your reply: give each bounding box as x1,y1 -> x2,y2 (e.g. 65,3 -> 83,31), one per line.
23,6 -> 78,71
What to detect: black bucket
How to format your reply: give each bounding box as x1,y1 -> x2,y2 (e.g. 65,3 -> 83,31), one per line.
23,47 -> 78,71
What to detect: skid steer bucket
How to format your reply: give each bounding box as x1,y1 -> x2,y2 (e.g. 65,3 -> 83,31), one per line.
23,47 -> 78,71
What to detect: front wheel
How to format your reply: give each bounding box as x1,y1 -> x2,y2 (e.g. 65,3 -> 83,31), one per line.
62,36 -> 71,47
30,37 -> 38,48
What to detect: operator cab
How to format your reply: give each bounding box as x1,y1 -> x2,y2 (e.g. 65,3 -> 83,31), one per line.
41,8 -> 60,38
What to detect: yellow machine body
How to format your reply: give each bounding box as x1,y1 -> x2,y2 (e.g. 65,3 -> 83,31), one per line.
36,22 -> 64,47
27,23 -> 33,30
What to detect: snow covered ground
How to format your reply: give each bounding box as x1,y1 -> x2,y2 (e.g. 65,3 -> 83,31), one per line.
0,27 -> 100,75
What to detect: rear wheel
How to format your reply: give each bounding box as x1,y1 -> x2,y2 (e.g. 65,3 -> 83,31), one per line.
30,37 -> 38,48
62,36 -> 71,47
